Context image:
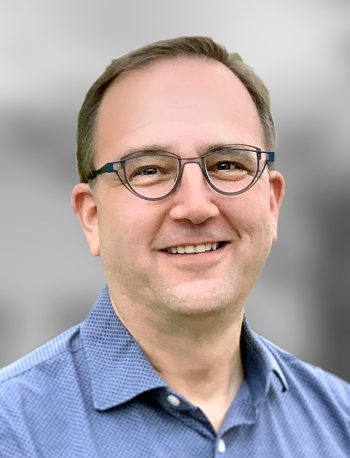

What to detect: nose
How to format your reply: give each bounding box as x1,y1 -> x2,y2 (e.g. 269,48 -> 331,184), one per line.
168,162 -> 220,224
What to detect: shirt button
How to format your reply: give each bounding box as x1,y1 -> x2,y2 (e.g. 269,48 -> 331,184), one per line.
167,394 -> 180,407
218,438 -> 226,453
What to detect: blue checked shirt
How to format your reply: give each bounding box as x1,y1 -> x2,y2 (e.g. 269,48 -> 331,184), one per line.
0,285 -> 349,457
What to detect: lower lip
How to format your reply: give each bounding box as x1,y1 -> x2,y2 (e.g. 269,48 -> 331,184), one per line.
160,243 -> 229,262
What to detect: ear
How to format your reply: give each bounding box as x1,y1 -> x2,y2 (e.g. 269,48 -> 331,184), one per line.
71,183 -> 100,256
268,171 -> 285,242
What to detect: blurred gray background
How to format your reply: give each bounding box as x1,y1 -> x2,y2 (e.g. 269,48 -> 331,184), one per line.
1,0 -> 349,381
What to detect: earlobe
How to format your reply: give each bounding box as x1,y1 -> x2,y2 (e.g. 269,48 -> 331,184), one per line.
269,171 -> 285,242
71,183 -> 100,256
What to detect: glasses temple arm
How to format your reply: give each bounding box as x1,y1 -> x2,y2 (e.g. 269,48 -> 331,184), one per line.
88,163 -> 115,181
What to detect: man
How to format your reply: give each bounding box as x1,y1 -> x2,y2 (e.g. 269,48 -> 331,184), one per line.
0,36 -> 349,457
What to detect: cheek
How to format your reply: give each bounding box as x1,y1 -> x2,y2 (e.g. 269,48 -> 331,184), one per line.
97,198 -> 157,258
223,190 -> 274,258
225,189 -> 272,230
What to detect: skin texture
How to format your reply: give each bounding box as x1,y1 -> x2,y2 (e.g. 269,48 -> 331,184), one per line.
72,57 -> 285,431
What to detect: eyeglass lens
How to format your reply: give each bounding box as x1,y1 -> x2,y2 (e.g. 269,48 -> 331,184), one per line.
113,148 -> 266,199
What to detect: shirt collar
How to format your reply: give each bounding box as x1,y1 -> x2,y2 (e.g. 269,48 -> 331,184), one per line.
81,285 -> 167,411
81,286 -> 288,411
241,317 -> 289,403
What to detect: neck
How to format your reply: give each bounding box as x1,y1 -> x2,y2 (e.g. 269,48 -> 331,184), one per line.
110,291 -> 245,432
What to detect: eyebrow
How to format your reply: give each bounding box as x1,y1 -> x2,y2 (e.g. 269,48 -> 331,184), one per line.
119,145 -> 172,160
118,142 -> 260,161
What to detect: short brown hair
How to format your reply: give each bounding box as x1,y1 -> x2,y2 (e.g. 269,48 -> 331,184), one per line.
76,36 -> 276,183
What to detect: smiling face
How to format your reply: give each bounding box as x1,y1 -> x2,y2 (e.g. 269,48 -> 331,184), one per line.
72,57 -> 284,319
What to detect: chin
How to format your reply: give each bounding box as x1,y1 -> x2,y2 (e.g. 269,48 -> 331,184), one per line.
152,278 -> 242,317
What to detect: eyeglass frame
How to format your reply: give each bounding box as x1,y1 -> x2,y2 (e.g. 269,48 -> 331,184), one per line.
87,144 -> 275,201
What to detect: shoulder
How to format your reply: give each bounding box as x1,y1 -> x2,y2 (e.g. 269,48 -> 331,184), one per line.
0,325 -> 82,394
258,333 -> 350,415
0,325 -> 86,452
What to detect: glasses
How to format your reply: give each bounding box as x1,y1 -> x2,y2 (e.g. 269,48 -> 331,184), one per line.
88,144 -> 275,201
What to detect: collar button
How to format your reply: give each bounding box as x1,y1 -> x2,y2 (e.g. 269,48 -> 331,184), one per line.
167,394 -> 180,407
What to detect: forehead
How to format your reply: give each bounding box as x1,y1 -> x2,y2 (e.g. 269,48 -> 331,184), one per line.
95,57 -> 263,160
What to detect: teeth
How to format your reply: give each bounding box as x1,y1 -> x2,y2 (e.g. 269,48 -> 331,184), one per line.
195,244 -> 206,253
166,242 -> 221,254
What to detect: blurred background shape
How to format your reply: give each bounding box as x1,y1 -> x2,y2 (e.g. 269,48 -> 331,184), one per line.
1,0 -> 349,381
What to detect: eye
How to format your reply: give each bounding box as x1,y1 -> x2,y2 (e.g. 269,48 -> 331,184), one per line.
135,166 -> 159,176
215,161 -> 241,171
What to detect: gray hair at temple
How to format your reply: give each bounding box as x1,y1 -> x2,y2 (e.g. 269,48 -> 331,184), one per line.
76,36 -> 276,183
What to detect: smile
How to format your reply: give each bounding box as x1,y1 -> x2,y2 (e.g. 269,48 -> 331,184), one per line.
165,242 -> 227,254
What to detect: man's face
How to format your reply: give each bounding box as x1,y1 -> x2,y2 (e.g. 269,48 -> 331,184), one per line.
73,57 -> 284,317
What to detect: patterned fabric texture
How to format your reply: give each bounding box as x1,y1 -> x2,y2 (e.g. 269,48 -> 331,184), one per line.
0,285 -> 349,457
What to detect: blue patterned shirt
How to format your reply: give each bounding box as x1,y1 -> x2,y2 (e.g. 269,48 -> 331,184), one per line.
0,286 -> 349,457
